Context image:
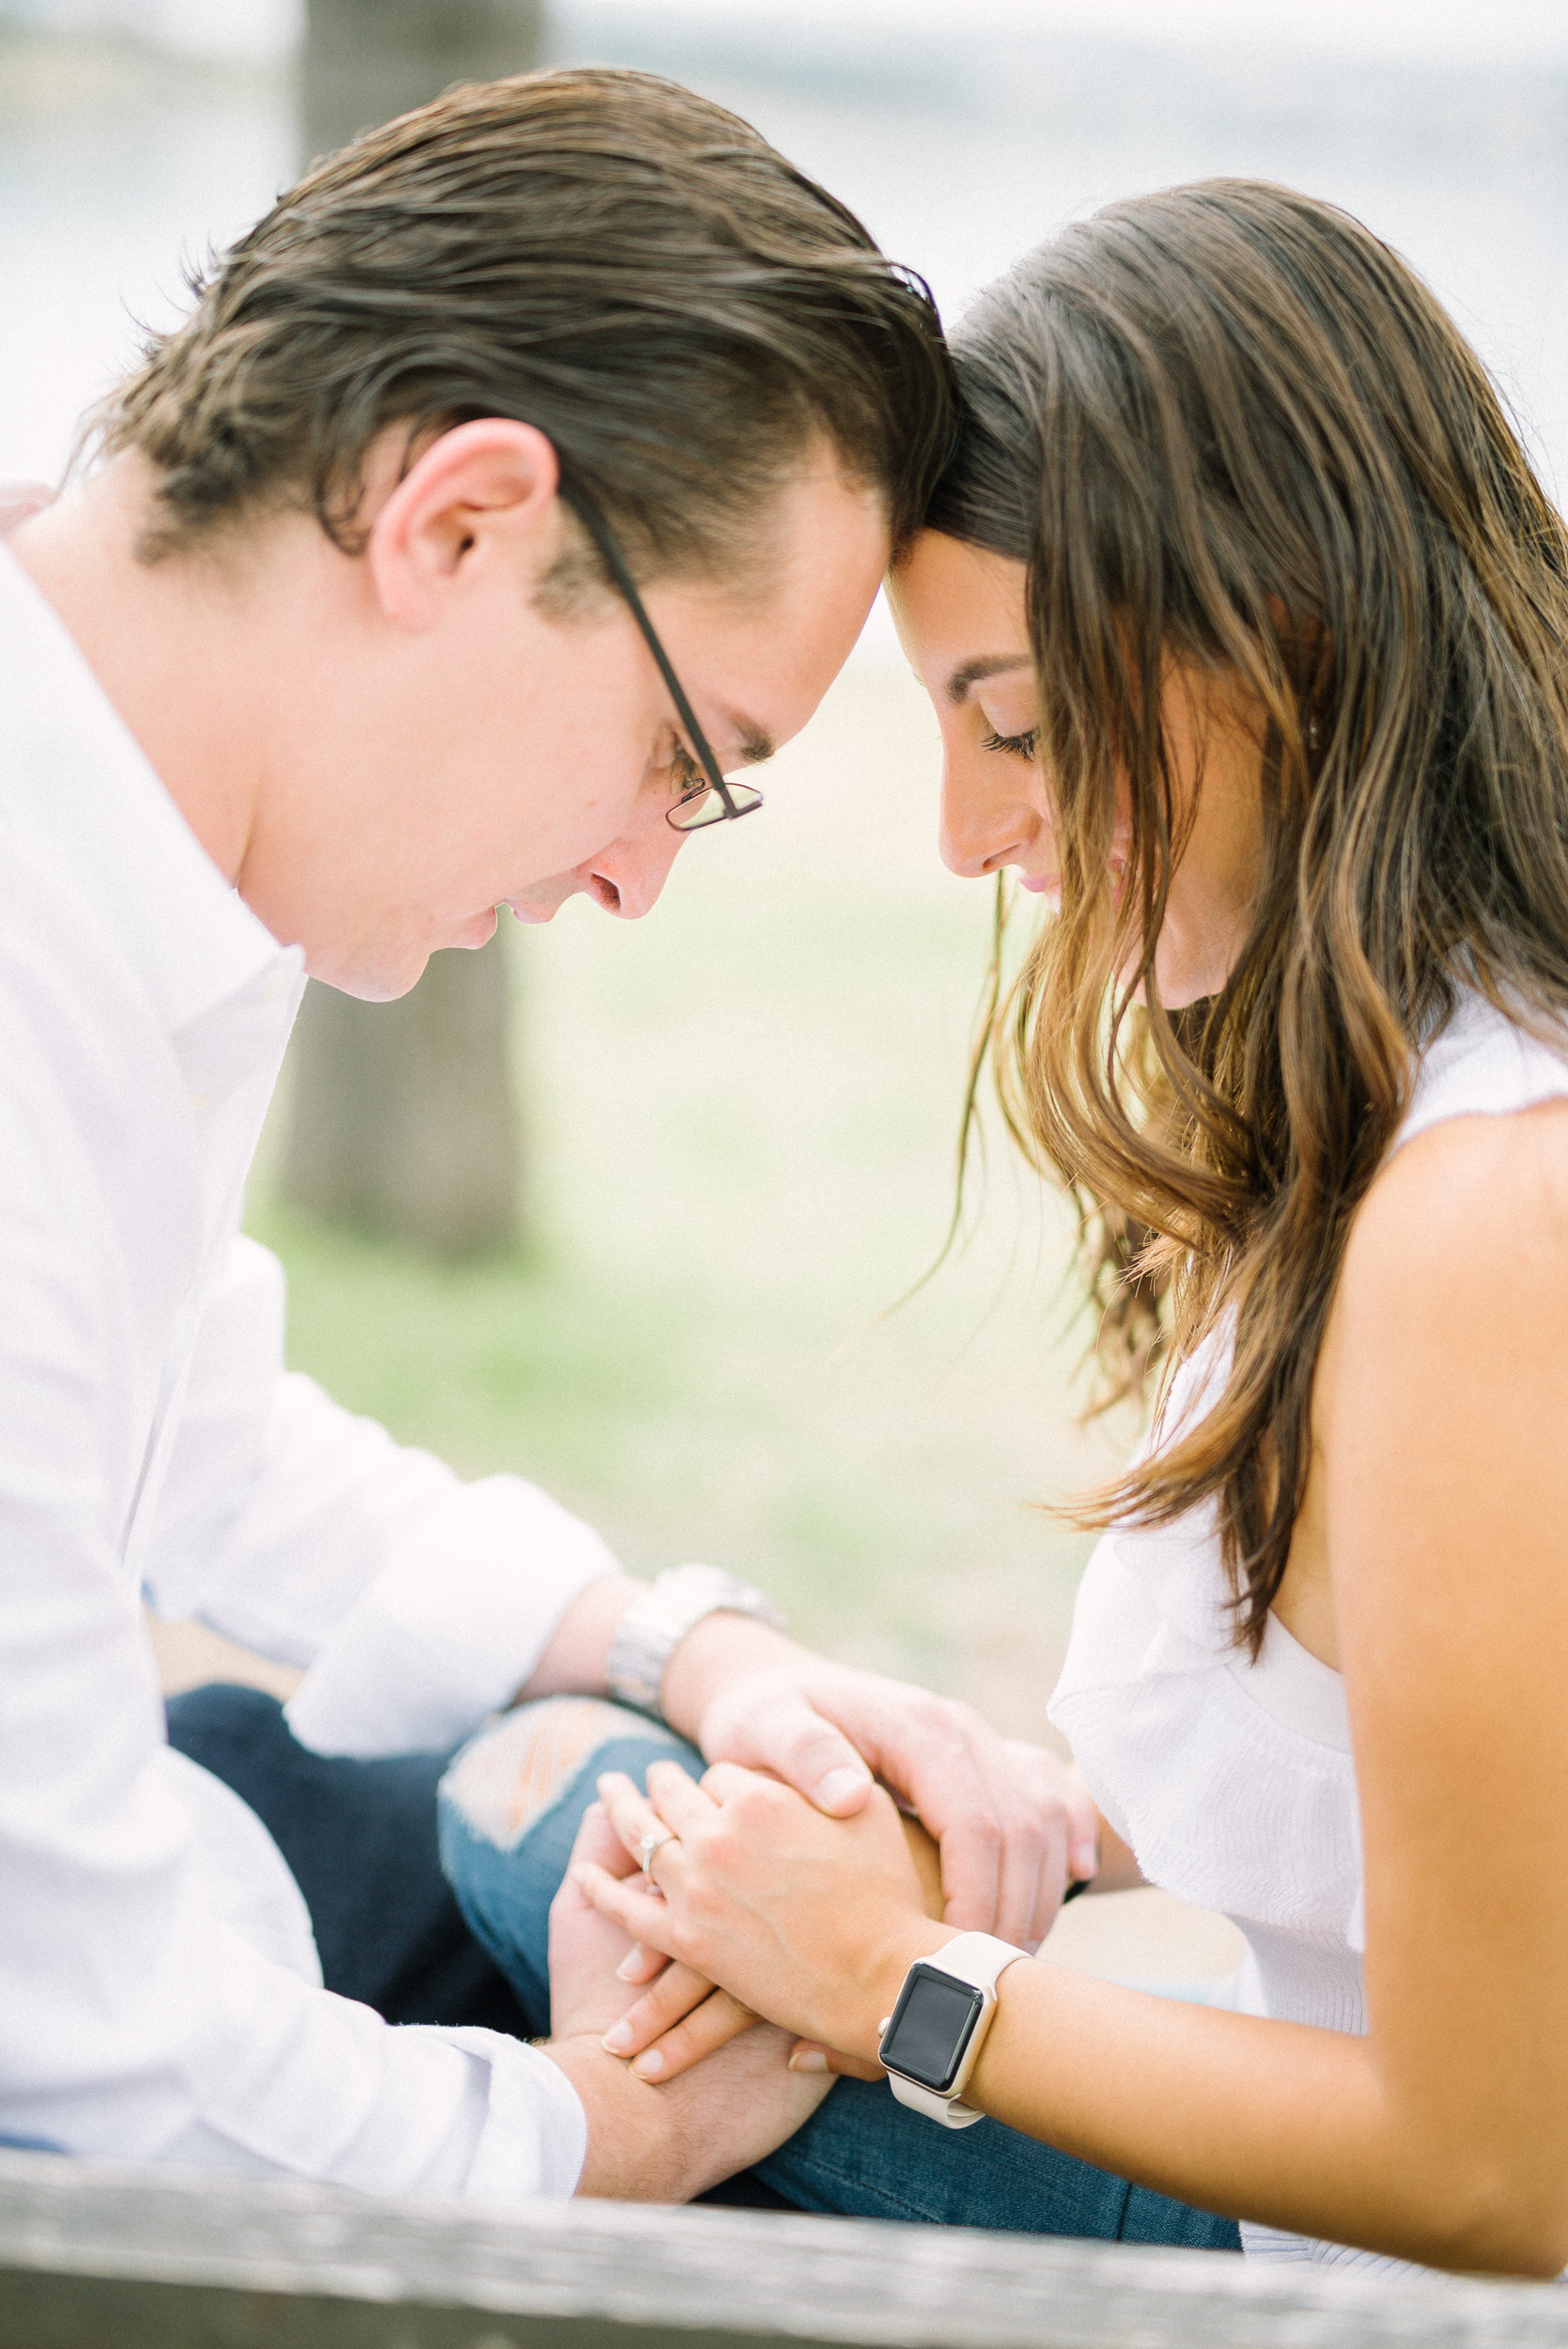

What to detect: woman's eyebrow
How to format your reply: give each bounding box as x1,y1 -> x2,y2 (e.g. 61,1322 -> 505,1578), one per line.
946,654 -> 1032,705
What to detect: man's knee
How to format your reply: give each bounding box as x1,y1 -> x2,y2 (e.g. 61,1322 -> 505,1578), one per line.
165,1680 -> 291,1770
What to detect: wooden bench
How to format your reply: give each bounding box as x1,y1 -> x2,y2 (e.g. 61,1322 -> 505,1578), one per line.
2,2146 -> 1566,2347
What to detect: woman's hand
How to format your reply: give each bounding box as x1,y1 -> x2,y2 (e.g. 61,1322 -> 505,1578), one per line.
574,1758 -> 950,2065
597,1954 -> 763,2080
598,1807 -> 950,2083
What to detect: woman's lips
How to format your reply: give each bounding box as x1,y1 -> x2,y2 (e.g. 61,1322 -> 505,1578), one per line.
1015,848 -> 1128,899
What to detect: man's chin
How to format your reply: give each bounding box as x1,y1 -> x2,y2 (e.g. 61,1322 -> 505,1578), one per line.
307,905 -> 517,997
304,943 -> 431,1002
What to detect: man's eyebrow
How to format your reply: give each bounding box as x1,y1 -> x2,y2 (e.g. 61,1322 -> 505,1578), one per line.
721,711 -> 775,766
946,654 -> 1032,706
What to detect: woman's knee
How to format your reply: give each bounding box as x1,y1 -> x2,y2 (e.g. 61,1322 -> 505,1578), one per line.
436,1696 -> 704,2025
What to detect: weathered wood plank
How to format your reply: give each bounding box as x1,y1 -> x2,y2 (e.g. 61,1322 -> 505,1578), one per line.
1,2148 -> 1564,2349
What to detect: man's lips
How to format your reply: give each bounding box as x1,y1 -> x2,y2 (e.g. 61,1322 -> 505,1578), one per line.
504,879 -> 578,925
505,868 -> 623,920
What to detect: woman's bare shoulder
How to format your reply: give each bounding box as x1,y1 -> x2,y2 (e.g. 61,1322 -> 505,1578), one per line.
1312,1096 -> 1568,1511
1342,1096 -> 1568,1318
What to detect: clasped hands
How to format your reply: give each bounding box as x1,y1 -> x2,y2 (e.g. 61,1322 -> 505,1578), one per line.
566,1657 -> 1097,2086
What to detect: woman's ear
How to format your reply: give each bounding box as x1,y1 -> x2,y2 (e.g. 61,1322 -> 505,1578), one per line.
1265,593 -> 1333,734
365,417 -> 561,631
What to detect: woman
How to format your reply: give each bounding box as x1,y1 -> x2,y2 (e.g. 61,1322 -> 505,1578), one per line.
447,179 -> 1568,2273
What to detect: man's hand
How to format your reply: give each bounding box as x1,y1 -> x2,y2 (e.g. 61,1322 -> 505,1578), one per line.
661,1616 -> 1099,1949
524,1578 -> 1097,1946
546,1800 -> 660,2045
549,1798 -> 756,2079
545,2016 -> 830,2203
543,1803 -> 830,2200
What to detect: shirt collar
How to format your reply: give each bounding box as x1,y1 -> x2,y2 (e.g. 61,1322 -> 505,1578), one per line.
0,539 -> 297,1035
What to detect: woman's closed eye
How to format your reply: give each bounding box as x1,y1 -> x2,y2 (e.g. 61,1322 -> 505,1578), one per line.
982,725 -> 1039,759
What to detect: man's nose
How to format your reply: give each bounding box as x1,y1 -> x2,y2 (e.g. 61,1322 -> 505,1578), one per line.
585,813 -> 688,920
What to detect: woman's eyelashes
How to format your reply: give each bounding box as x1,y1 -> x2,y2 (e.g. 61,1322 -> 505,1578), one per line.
981,725 -> 1040,759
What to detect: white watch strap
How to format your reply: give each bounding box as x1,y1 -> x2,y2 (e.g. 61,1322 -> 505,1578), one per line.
882,1934 -> 1029,2129
604,1563 -> 786,1721
933,1932 -> 1032,1995
888,2073 -> 987,2128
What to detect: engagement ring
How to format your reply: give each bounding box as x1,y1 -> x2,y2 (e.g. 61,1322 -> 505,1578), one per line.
637,1829 -> 676,1886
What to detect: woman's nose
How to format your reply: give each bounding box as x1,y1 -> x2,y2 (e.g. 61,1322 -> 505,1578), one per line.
939,760 -> 1035,881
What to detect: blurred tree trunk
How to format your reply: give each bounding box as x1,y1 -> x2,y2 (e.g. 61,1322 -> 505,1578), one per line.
283,0 -> 545,1256
286,941 -> 524,1258
300,0 -> 547,162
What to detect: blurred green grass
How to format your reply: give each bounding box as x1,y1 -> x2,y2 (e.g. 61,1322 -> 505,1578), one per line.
247,665 -> 1136,1739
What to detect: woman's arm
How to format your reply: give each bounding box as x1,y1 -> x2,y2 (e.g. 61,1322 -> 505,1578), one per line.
580,1101 -> 1568,2275
598,1783 -> 1134,2084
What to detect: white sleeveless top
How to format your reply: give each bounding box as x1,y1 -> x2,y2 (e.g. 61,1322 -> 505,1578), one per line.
1048,993 -> 1568,2272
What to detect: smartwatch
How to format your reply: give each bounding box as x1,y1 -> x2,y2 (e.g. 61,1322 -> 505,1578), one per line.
877,1932 -> 1029,2128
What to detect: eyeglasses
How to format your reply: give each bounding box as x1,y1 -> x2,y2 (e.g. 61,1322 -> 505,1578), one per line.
559,485 -> 765,834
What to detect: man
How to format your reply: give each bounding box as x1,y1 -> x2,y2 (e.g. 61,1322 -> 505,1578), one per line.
0,66 -> 1095,2203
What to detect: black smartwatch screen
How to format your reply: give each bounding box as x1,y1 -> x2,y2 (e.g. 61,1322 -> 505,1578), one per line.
878,1964 -> 986,2093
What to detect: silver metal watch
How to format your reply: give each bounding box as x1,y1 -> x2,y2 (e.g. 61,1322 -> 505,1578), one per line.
877,1932 -> 1030,2128
604,1563 -> 786,1723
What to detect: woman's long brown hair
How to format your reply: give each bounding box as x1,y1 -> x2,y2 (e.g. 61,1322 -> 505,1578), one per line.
926,180 -> 1568,1652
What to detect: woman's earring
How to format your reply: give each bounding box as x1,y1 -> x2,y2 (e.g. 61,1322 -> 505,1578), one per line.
1306,713 -> 1321,752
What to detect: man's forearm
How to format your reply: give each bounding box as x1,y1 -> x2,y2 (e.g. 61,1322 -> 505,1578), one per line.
543,2024 -> 830,2201
541,2033 -> 685,2200
517,1576 -> 645,1703
517,1573 -> 803,1739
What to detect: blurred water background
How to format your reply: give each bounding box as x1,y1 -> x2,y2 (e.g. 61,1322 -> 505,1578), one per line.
4,1 -> 1566,1756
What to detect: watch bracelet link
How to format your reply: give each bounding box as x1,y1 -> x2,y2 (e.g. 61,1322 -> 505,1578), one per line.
604,1563 -> 787,1723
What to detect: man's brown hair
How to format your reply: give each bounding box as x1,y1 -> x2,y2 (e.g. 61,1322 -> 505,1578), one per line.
93,65 -> 953,583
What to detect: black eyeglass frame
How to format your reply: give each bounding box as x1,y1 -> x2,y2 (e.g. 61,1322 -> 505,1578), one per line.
558,484 -> 764,833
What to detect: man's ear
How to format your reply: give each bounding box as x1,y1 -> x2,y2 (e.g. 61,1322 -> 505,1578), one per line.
365,418 -> 560,631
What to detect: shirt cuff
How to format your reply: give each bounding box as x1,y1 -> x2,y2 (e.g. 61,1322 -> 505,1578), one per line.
442,2030 -> 588,2202
284,1473 -> 621,1758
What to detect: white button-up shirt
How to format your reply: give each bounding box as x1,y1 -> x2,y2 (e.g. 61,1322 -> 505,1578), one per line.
0,535 -> 613,2197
